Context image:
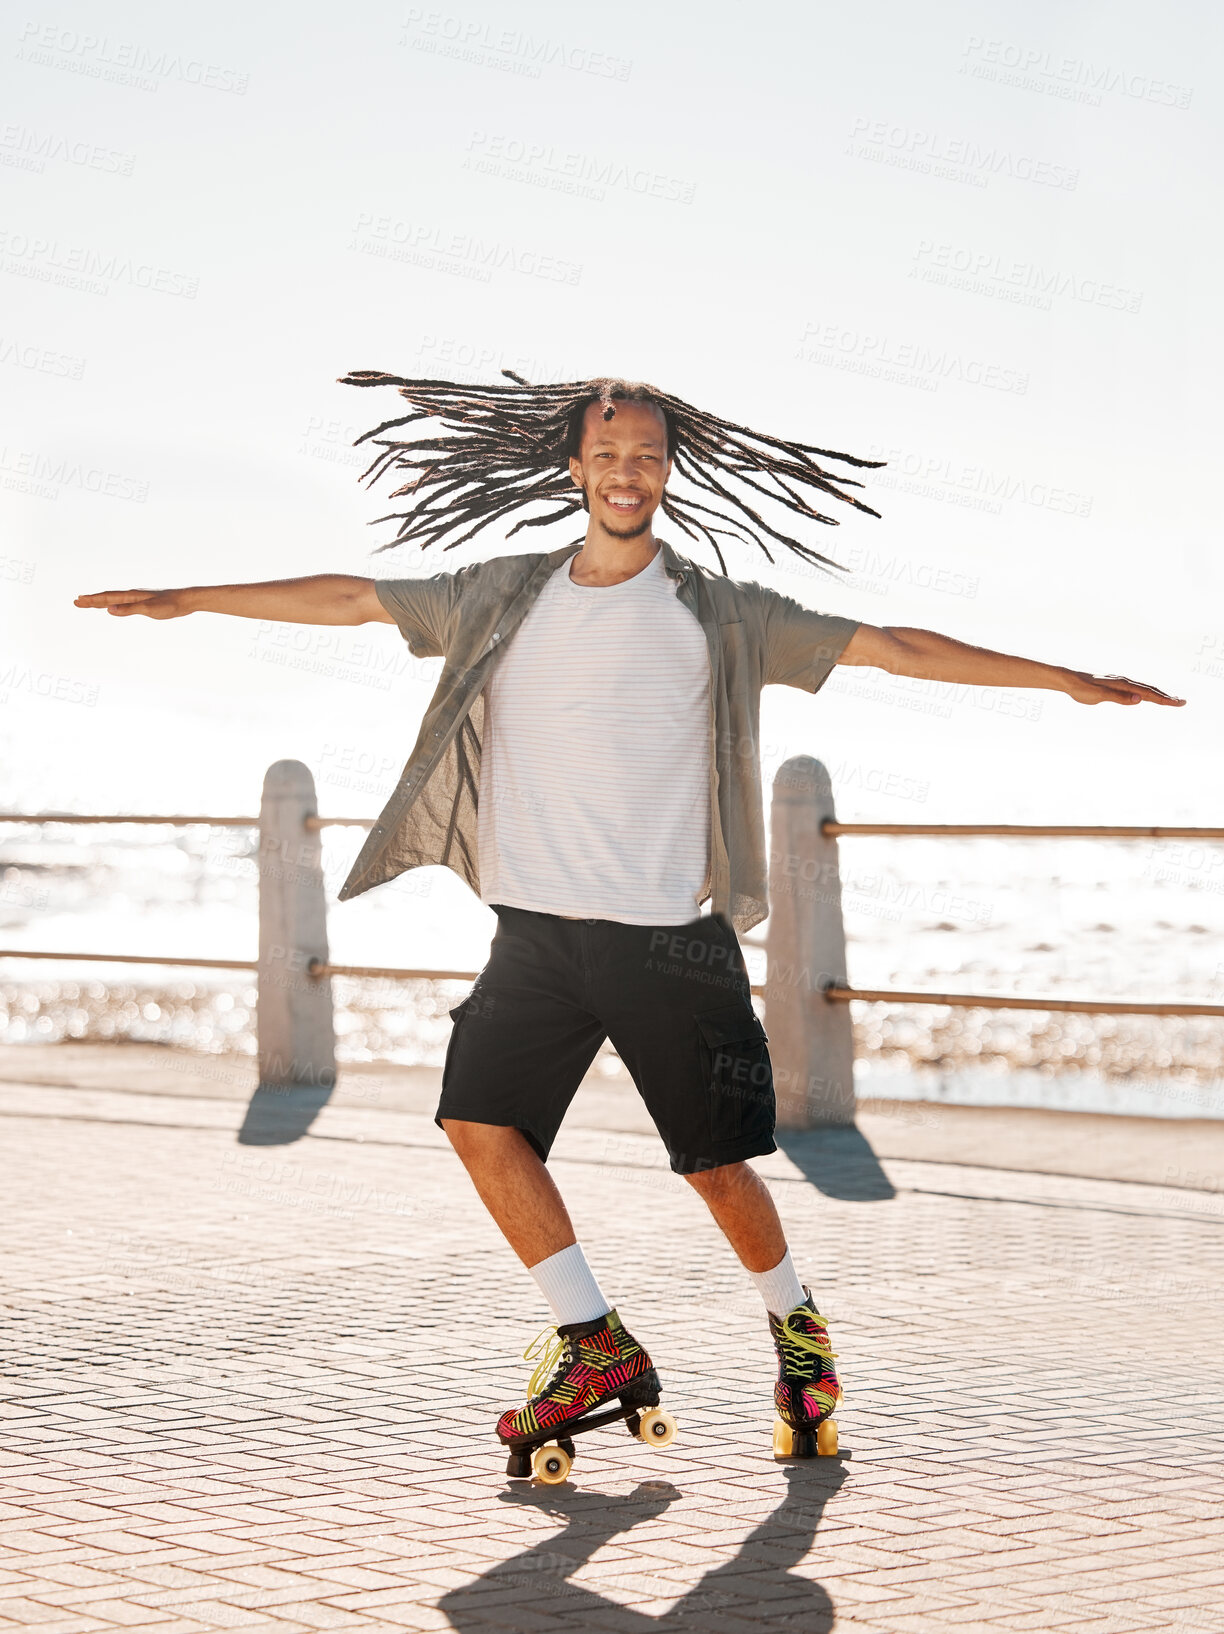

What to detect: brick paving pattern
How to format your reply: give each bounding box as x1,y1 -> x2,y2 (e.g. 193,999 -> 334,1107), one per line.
1,1055 -> 1222,1633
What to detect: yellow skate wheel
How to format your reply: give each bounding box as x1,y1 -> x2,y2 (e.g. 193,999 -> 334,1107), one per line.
531,1444 -> 572,1484
637,1408 -> 677,1448
816,1419 -> 839,1456
772,1417 -> 796,1459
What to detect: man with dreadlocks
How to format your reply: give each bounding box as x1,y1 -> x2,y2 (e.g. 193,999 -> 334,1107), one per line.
78,371 -> 1182,1481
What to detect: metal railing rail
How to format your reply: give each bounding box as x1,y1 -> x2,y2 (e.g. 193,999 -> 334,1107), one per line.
824,985 -> 1224,1018
310,960 -> 484,984
823,821 -> 1224,839
6,812 -> 1223,841
0,813 -> 259,827
0,949 -> 256,972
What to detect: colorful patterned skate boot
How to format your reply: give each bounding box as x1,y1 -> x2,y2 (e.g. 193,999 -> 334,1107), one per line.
497,1308 -> 677,1484
770,1289 -> 842,1458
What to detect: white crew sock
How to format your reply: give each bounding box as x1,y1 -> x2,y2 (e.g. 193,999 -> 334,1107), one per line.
528,1242 -> 612,1326
749,1247 -> 808,1318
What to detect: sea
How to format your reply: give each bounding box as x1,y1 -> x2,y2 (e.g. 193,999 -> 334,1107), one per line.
3,805 -> 1221,1121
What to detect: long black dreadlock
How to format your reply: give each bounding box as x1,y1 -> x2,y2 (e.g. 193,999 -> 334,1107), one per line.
339,369 -> 885,576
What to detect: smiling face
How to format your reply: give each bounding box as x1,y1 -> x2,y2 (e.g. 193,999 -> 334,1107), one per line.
567,398 -> 673,540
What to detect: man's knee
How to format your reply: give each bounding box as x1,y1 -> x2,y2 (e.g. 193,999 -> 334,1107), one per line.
440,1118 -> 524,1157
440,1116 -> 487,1156
684,1159 -> 754,1198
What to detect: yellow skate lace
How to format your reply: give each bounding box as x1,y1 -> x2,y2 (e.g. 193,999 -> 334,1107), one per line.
523,1324 -> 568,1399
780,1307 -> 838,1366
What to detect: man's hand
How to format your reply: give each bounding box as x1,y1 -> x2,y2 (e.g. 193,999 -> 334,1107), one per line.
1061,671 -> 1184,707
74,589 -> 189,619
74,576 -> 392,626
840,624 -> 1185,707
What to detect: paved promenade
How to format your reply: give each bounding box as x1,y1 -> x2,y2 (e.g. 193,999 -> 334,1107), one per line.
2,1044 -> 1222,1633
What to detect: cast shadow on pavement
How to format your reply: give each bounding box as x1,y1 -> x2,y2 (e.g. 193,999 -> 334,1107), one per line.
776,1124 -> 897,1202
236,1082 -> 333,1145
438,1460 -> 847,1631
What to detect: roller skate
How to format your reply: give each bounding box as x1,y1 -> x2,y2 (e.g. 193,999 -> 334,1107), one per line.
770,1289 -> 842,1459
497,1308 -> 677,1484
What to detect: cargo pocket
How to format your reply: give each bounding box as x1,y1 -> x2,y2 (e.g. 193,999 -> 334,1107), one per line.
696,1001 -> 774,1148
440,996 -> 473,1091
447,974 -> 495,1027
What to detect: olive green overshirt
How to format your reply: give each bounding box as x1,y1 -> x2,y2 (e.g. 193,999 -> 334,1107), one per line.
337,536 -> 859,934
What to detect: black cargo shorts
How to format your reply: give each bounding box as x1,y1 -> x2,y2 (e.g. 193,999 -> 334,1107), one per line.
436,903 -> 777,1174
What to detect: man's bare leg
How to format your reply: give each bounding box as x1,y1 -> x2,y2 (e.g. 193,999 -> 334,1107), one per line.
684,1160 -> 788,1273
442,1126 -> 788,1278
440,1119 -> 576,1265
442,1118 -> 663,1458
687,1160 -> 840,1446
442,1126 -> 819,1454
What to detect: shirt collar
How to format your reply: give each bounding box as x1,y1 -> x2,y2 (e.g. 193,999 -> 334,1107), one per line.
543,534 -> 695,583
657,535 -> 693,583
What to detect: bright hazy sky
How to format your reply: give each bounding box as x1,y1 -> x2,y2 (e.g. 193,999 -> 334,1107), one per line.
2,0 -> 1220,836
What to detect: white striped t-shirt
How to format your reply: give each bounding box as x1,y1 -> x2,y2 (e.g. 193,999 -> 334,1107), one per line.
477,545 -> 712,924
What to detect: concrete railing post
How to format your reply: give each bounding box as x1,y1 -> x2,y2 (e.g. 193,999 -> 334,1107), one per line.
765,756 -> 855,1128
257,759 -> 336,1092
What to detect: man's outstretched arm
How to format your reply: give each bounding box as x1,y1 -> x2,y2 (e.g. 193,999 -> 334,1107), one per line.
839,623 -> 1185,708
74,576 -> 394,625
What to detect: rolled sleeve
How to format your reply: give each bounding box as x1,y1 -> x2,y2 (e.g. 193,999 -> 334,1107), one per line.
374,569 -> 465,658
757,585 -> 860,693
